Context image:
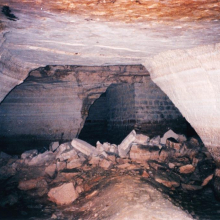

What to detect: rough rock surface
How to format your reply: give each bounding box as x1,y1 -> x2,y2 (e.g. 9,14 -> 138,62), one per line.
48,183 -> 79,206
0,135 -> 219,219
0,0 -> 220,173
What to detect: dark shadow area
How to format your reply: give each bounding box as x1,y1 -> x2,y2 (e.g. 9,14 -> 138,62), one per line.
79,81 -> 197,146
2,6 -> 18,21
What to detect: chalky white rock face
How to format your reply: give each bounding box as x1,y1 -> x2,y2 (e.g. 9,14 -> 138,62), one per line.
145,44 -> 220,163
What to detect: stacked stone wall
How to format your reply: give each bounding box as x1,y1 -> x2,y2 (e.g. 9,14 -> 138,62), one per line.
106,84 -> 136,144
134,80 -> 187,137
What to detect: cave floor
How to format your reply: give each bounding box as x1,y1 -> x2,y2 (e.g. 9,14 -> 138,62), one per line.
1,165 -> 220,220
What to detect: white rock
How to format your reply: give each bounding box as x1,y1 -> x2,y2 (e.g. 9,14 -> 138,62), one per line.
134,134 -> 150,144
149,135 -> 161,146
55,142 -> 71,157
160,129 -> 178,145
96,141 -> 104,153
49,141 -> 59,152
71,138 -> 98,156
103,142 -> 111,152
48,183 -> 79,205
56,149 -> 78,162
21,149 -> 38,159
109,144 -> 118,154
27,151 -> 55,166
118,130 -> 136,158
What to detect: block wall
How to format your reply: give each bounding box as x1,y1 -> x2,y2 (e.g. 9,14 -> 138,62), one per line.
106,84 -> 136,144
134,79 -> 187,137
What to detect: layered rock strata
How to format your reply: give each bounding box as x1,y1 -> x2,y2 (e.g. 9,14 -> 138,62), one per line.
145,44 -> 220,165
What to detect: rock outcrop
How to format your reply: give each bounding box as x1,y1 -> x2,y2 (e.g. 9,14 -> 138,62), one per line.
145,44 -> 220,166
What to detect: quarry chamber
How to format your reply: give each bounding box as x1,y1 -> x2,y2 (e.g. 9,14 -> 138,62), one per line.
0,65 -> 195,154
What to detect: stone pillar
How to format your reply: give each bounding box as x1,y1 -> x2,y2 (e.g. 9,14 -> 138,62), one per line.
144,43 -> 220,196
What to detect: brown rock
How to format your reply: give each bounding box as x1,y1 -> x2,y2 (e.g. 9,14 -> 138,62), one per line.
166,138 -> 182,151
48,183 -> 79,205
142,170 -> 150,178
18,177 -> 47,191
107,155 -> 116,163
155,177 -> 180,188
76,185 -> 84,194
179,164 -> 195,174
89,156 -> 100,165
57,161 -> 67,172
202,174 -> 213,186
117,163 -> 137,170
189,137 -> 200,146
45,164 -> 57,178
181,183 -> 202,191
99,159 -> 113,170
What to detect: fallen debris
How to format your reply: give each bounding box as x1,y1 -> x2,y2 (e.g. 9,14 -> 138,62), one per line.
48,183 -> 79,205
118,130 -> 136,158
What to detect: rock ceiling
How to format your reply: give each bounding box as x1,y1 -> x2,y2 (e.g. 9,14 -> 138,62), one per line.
1,0 -> 220,67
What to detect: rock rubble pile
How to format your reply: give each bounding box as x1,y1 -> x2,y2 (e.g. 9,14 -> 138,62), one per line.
0,129 -> 216,215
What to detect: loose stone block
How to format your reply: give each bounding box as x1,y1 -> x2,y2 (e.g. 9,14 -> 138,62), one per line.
179,164 -> 195,174
103,142 -> 111,152
27,151 -> 55,166
149,135 -> 160,146
21,149 -> 38,160
45,164 -> 57,178
56,149 -> 78,162
71,138 -> 98,156
130,145 -> 160,162
55,143 -> 71,157
67,158 -> 85,169
134,134 -> 150,145
48,183 -> 79,205
49,142 -> 59,152
161,129 -> 179,145
118,130 -> 136,158
89,156 -> 100,165
56,161 -> 66,172
166,138 -> 182,151
18,177 -> 47,191
99,159 -> 113,170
